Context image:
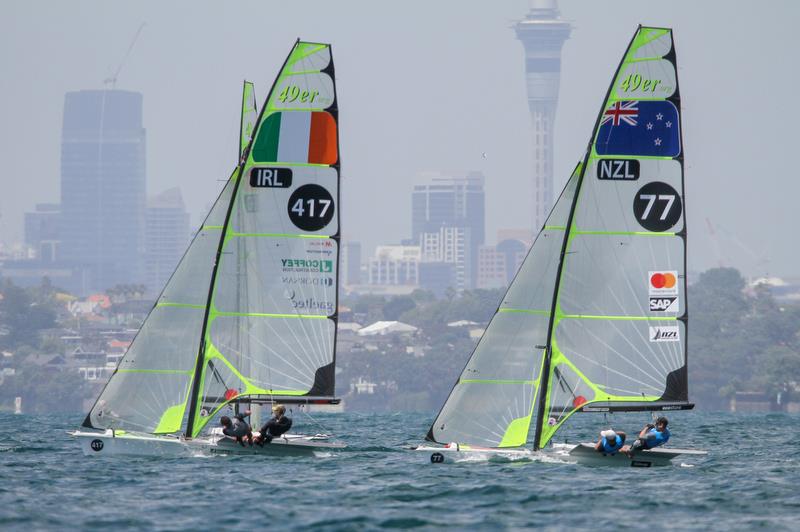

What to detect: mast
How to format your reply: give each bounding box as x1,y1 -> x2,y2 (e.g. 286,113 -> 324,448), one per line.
532,27 -> 643,451
185,41 -> 299,438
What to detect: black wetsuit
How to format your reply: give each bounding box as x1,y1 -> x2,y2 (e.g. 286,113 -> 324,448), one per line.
222,414 -> 252,446
258,415 -> 292,444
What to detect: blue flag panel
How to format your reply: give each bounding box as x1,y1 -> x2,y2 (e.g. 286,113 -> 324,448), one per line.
595,100 -> 680,157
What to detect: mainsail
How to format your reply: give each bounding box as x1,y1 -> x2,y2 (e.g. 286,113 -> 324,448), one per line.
82,41 -> 340,439
427,26 -> 689,451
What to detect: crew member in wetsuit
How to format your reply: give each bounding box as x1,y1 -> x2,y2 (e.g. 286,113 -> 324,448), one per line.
623,416 -> 670,457
254,404 -> 292,446
220,411 -> 253,447
594,429 -> 627,455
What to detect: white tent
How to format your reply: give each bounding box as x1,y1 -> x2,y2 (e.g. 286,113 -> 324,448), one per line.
357,320 -> 418,336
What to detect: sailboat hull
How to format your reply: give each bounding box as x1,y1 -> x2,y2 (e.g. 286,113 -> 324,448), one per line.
560,443 -> 707,467
71,429 -> 345,457
415,444 -> 533,464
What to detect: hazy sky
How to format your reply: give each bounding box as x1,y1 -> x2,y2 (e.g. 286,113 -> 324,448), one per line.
2,0 -> 799,278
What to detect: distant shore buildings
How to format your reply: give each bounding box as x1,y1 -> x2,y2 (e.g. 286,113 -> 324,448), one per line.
2,89 -> 189,296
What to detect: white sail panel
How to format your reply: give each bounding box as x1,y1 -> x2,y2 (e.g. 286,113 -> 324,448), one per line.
559,234 -> 685,316
214,236 -> 337,316
89,371 -> 191,433
87,306 -> 205,432
554,318 -> 685,397
576,159 -> 683,233
461,313 -> 548,381
160,229 -> 221,306
502,229 -> 563,311
431,382 -> 535,448
232,166 -> 338,236
209,315 -> 334,393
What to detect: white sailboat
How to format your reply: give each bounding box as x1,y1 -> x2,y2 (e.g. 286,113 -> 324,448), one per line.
417,26 -> 706,467
73,40 -> 346,456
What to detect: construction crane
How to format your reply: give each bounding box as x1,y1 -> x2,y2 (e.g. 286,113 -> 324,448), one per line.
103,22 -> 146,89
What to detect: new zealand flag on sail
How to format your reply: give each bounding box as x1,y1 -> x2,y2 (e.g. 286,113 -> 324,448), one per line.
595,100 -> 681,157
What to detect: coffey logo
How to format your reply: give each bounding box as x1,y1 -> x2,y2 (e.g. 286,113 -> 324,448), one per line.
280,259 -> 333,273
649,326 -> 680,342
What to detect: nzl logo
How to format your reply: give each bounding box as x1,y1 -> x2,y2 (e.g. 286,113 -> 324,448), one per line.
597,159 -> 640,180
250,167 -> 292,188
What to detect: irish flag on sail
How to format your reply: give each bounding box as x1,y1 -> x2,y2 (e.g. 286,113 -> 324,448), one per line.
252,111 -> 337,165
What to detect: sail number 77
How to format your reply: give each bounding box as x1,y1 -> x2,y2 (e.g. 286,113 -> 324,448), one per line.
633,181 -> 682,232
638,194 -> 674,221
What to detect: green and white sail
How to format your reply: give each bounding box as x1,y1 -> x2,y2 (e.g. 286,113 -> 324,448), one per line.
427,26 -> 689,451
82,41 -> 340,439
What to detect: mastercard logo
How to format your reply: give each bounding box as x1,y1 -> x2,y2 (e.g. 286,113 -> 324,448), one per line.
650,272 -> 676,289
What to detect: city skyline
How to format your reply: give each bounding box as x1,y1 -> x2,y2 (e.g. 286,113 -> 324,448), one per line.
2,1 -> 799,279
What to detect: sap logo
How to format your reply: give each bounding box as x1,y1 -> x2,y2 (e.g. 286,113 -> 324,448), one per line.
597,159 -> 640,180
649,326 -> 680,342
649,297 -> 678,312
250,167 -> 292,188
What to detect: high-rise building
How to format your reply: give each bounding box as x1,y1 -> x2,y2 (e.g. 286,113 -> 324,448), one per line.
145,188 -> 189,294
60,90 -> 146,293
420,226 -> 470,292
368,246 -> 420,286
410,171 -> 485,289
515,0 -> 571,231
341,241 -> 362,286
24,203 -> 61,263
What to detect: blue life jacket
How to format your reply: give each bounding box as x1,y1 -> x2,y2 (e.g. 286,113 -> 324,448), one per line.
601,434 -> 623,454
644,427 -> 670,449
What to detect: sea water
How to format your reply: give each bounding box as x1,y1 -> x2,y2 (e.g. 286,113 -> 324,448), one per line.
0,411 -> 797,530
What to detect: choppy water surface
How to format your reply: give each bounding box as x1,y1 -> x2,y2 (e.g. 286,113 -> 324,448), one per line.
1,411 -> 798,530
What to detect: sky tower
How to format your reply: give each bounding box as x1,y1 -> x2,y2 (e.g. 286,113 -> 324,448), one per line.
515,0 -> 572,231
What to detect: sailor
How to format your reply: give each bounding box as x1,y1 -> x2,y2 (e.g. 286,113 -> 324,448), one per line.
220,411 -> 253,447
594,429 -> 626,455
624,416 -> 670,457
254,404 -> 293,446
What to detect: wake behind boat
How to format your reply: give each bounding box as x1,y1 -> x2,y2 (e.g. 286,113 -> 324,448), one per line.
416,26 -> 706,467
73,40 -> 346,457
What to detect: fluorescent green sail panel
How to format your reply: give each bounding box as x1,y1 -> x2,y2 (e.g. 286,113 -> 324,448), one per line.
188,41 -> 340,437
534,26 -> 688,450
